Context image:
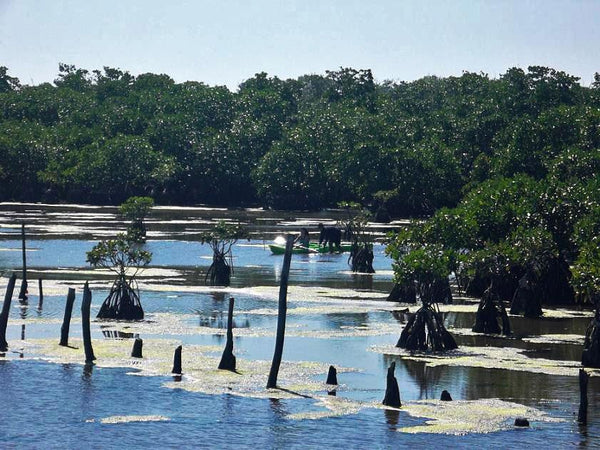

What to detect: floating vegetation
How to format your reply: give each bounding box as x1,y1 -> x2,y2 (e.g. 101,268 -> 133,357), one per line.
97,415 -> 170,424
370,344 -> 596,377
400,399 -> 561,435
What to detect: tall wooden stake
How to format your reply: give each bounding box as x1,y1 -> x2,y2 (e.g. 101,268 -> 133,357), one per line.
267,234 -> 294,389
81,282 -> 96,363
59,288 -> 76,346
578,368 -> 588,425
0,274 -> 17,351
37,279 -> 43,310
218,297 -> 236,371
18,224 -> 28,301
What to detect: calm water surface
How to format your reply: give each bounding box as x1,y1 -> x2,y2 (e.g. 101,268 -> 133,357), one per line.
0,203 -> 598,448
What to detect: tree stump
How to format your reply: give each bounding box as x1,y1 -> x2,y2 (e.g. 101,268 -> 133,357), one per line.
326,365 -> 338,385
218,297 -> 236,371
131,338 -> 143,358
172,345 -> 182,375
59,288 -> 76,347
578,368 -> 588,425
382,362 -> 401,408
440,390 -> 452,401
81,282 -> 96,363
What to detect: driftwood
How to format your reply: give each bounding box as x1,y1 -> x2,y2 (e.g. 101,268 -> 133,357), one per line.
267,235 -> 293,389
81,282 -> 96,363
382,362 -> 401,407
0,274 -> 17,351
218,297 -> 236,371
59,288 -> 76,347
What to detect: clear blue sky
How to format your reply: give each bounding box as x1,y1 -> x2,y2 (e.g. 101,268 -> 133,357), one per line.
1,0 -> 599,90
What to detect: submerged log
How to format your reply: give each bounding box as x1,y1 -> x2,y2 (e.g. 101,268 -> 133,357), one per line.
382,362 -> 401,408
97,276 -> 144,321
397,304 -> 458,352
267,235 -> 293,389
81,282 -> 96,363
172,345 -> 182,374
59,288 -> 76,347
218,297 -> 236,371
0,273 -> 17,351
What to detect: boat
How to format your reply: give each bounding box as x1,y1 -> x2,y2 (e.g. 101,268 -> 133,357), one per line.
268,242 -> 353,255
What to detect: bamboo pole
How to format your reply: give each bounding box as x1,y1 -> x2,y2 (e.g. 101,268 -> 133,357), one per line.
267,235 -> 294,389
59,288 -> 76,347
0,273 -> 17,351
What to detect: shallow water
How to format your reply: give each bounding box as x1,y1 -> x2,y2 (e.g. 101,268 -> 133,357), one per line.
0,203 -> 598,448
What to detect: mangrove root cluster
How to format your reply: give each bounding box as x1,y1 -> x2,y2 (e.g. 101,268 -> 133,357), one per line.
397,304 -> 458,352
97,276 -> 144,320
473,284 -> 511,335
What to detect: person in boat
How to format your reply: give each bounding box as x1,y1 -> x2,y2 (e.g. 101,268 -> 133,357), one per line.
318,223 -> 341,252
294,227 -> 310,249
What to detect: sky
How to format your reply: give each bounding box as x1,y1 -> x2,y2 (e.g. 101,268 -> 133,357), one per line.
1,0 -> 599,90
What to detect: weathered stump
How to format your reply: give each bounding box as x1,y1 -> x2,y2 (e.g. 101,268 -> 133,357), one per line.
382,362 -> 401,408
172,345 -> 182,374
514,417 -> 530,427
59,288 -> 76,347
0,274 -> 17,351
326,365 -> 338,385
18,223 -> 28,302
267,235 -> 293,389
218,297 -> 236,371
131,338 -> 143,358
81,282 -> 96,363
578,368 -> 588,425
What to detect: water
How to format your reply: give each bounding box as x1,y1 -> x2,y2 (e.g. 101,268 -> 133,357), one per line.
0,203 -> 598,448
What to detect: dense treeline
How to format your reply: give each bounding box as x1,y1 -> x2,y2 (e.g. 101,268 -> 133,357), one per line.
2,64 -> 598,216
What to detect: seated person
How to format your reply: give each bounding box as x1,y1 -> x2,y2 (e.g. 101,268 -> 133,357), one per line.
318,223 -> 342,252
294,228 -> 310,248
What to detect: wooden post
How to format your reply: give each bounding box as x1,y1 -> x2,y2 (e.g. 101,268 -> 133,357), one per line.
18,224 -> 28,301
0,273 -> 17,351
37,279 -> 43,310
578,368 -> 588,425
81,282 -> 96,363
59,288 -> 76,347
326,365 -> 338,385
218,297 -> 236,371
172,345 -> 182,374
131,338 -> 143,358
267,235 -> 294,389
382,362 -> 401,408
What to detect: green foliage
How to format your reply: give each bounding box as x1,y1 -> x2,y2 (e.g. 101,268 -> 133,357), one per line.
119,196 -> 154,222
86,234 -> 152,278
